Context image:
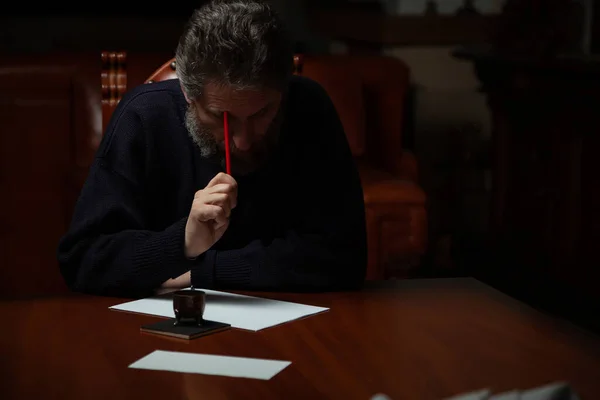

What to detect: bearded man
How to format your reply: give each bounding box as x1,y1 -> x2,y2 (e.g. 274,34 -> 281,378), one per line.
57,0 -> 367,298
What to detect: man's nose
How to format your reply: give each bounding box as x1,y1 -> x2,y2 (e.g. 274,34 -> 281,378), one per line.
233,121 -> 253,151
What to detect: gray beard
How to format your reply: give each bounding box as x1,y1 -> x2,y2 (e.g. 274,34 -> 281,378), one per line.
185,107 -> 219,159
184,105 -> 283,175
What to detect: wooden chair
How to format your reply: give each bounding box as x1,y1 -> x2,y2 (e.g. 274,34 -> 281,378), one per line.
100,51 -> 427,280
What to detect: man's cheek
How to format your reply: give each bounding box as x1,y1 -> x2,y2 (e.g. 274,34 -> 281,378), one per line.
257,117 -> 275,134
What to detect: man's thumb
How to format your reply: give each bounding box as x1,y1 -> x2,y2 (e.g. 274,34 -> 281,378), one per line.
206,172 -> 228,188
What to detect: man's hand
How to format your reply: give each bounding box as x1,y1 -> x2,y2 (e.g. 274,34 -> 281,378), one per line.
160,271 -> 191,291
184,172 -> 238,259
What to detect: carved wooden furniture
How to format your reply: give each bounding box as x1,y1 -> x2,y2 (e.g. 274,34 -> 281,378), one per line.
101,52 -> 127,135
101,51 -> 427,280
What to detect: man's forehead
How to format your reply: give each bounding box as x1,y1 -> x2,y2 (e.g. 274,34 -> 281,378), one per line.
200,82 -> 280,111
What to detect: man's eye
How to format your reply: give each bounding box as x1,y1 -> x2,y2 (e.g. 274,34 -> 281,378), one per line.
252,108 -> 268,119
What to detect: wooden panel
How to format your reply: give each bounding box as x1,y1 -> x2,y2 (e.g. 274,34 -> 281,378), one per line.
308,11 -> 499,46
0,70 -> 75,297
453,48 -> 600,306
0,16 -> 187,53
0,52 -> 194,300
0,55 -> 104,299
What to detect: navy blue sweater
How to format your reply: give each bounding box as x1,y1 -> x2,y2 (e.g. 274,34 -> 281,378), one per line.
57,76 -> 367,298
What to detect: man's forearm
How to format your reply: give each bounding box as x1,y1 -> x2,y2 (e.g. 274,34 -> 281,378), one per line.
59,217 -> 194,297
190,229 -> 367,292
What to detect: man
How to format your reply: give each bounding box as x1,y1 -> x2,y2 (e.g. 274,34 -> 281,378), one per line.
57,0 -> 367,298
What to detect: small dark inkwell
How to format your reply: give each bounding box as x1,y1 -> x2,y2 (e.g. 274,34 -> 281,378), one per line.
173,286 -> 206,326
140,285 -> 230,339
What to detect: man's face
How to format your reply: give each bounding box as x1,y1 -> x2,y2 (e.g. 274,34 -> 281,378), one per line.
185,81 -> 283,176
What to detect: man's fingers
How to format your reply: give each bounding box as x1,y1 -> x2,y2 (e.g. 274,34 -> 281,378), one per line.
205,184 -> 237,209
200,173 -> 238,210
206,183 -> 232,195
201,205 -> 228,231
207,173 -> 238,208
213,212 -> 229,230
207,172 -> 237,189
202,193 -> 232,217
203,192 -> 227,205
192,204 -> 224,222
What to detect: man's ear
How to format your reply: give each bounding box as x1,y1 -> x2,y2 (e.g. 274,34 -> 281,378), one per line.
180,82 -> 192,104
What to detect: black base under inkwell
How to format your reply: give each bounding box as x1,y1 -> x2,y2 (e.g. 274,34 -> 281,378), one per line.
140,287 -> 231,340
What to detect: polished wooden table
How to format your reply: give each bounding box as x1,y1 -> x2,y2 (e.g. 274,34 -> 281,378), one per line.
2,278 -> 600,399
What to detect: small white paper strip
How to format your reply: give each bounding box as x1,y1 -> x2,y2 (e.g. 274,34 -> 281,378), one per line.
109,288 -> 328,331
129,350 -> 291,380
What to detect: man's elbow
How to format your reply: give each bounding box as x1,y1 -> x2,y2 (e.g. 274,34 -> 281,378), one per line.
58,256 -> 123,298
61,264 -> 104,296
70,272 -> 149,299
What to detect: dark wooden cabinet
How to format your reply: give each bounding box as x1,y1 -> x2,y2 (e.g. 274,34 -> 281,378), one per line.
0,56 -> 97,297
454,47 -> 600,306
0,53 -> 173,298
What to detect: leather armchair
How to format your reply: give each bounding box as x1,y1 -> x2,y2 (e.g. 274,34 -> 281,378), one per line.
293,55 -> 427,279
101,51 -> 427,280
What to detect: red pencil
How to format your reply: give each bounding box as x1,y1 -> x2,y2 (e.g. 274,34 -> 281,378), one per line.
223,111 -> 231,174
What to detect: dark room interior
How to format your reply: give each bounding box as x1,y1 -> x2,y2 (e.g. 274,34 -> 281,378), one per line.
1,1 -> 599,399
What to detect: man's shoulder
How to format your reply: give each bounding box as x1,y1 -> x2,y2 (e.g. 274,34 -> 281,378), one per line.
103,79 -> 187,140
287,74 -> 330,104
282,75 -> 337,129
116,79 -> 185,114
99,79 -> 187,158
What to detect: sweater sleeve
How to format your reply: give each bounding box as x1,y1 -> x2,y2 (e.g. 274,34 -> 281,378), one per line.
57,96 -> 194,298
192,80 -> 368,292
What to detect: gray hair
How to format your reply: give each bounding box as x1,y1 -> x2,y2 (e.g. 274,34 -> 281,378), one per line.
175,0 -> 294,101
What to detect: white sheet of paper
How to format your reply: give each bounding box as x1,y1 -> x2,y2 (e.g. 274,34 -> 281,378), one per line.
129,350 -> 291,380
109,288 -> 329,331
